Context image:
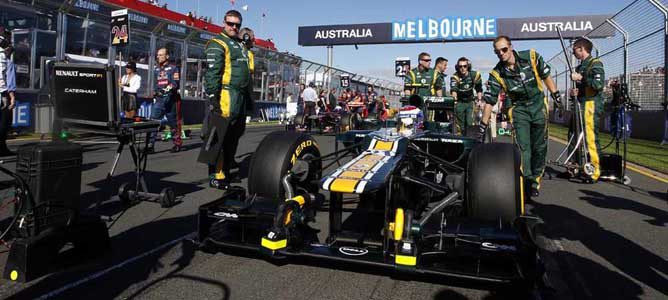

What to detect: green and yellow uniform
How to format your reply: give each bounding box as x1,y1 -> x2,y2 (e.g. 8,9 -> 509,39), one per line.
198,32 -> 252,181
404,67 -> 443,98
570,56 -> 605,180
451,70 -> 482,134
484,49 -> 551,190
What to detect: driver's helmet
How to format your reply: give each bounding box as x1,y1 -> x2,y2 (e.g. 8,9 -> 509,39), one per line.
397,105 -> 424,136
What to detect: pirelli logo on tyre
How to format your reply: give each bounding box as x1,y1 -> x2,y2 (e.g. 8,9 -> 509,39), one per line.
291,140 -> 319,165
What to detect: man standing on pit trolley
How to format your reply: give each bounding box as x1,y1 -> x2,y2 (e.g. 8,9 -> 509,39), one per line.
149,47 -> 182,153
479,36 -> 563,199
198,10 -> 252,190
567,37 -> 605,183
450,57 -> 483,135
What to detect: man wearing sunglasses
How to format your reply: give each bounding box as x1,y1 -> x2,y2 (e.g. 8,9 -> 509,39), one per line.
450,57 -> 483,135
403,52 -> 444,99
568,37 -> 605,183
198,10 -> 252,190
480,35 -> 562,199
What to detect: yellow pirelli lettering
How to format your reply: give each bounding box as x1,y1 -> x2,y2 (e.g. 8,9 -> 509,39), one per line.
261,237 -> 287,250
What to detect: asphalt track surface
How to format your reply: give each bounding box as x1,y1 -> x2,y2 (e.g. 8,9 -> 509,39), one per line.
0,125 -> 665,300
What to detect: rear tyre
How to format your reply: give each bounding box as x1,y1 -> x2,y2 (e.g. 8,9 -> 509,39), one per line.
467,143 -> 522,223
248,131 -> 321,201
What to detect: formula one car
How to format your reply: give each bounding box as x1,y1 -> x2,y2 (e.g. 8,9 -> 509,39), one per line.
198,95 -> 541,289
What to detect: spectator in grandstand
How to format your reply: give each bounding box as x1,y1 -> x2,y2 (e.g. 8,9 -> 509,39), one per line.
0,28 -> 16,156
480,35 -> 562,199
119,61 -> 141,119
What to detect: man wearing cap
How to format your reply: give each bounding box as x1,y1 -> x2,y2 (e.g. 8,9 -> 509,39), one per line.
198,10 -> 252,190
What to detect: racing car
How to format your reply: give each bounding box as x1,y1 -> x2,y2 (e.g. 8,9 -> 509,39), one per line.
197,95 -> 541,290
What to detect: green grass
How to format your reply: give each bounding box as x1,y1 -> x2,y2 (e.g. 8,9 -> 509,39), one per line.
548,124 -> 668,174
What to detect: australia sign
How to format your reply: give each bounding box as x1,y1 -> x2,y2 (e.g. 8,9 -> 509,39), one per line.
298,15 -> 611,46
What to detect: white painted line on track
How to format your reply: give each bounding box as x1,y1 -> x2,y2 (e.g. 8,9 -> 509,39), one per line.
36,232 -> 196,300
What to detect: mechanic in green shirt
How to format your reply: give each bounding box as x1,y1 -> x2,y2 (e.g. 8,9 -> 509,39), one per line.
404,52 -> 444,99
197,9 -> 252,190
450,57 -> 483,135
479,36 -> 563,198
568,37 -> 605,182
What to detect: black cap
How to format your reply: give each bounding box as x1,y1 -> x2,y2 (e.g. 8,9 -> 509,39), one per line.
126,61 -> 137,71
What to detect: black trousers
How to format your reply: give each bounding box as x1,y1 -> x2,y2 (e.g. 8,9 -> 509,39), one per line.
0,92 -> 12,150
198,112 -> 246,175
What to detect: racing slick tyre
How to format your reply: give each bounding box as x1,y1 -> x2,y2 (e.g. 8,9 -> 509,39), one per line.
466,143 -> 522,223
248,131 -> 321,201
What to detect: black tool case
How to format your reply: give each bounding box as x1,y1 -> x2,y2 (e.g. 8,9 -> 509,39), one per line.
15,141 -> 82,236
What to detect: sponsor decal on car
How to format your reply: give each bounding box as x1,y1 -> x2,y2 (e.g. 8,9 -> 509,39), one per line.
338,246 -> 369,256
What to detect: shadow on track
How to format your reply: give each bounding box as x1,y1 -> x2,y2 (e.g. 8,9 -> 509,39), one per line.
531,202 -> 667,298
579,189 -> 667,226
5,214 -> 229,300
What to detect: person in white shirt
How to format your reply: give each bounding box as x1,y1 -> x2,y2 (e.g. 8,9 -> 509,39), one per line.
119,61 -> 141,118
301,82 -> 318,117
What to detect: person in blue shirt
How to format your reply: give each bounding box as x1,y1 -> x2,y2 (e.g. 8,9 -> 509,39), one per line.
0,27 -> 16,156
149,47 -> 182,153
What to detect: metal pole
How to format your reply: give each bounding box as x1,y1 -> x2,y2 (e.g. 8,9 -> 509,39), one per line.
607,19 -> 629,85
327,45 -> 333,95
648,0 -> 668,109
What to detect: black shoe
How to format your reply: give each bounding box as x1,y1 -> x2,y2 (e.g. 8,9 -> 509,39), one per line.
209,178 -> 230,190
146,145 -> 155,154
170,145 -> 182,153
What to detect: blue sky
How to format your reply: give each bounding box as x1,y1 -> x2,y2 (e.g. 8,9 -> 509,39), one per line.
162,0 -> 633,82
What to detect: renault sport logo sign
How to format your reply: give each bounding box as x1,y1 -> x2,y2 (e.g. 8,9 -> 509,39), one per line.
298,15 -> 610,46
392,17 -> 497,41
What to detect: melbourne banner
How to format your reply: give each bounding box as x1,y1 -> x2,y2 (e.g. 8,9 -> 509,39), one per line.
298,15 -> 611,46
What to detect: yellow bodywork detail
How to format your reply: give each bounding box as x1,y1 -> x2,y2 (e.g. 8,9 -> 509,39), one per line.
373,140 -> 394,151
520,176 -> 525,215
329,179 -> 359,193
395,255 -> 417,266
261,237 -> 287,250
394,208 -> 404,241
288,195 -> 306,206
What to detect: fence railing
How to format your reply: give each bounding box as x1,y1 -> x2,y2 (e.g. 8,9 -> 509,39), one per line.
547,0 -> 668,111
